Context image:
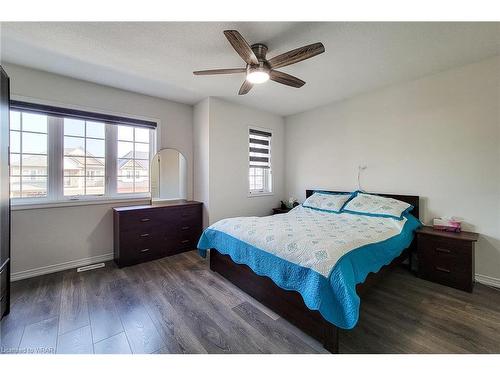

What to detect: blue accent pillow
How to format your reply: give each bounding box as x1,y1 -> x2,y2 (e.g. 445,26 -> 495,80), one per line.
343,192 -> 413,220
303,192 -> 353,213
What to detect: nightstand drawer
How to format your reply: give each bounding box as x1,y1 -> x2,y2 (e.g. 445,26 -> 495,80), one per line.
419,236 -> 470,257
418,237 -> 472,271
416,227 -> 478,293
419,262 -> 472,292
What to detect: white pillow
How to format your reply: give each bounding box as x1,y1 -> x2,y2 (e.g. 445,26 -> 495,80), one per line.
302,192 -> 353,213
343,192 -> 412,220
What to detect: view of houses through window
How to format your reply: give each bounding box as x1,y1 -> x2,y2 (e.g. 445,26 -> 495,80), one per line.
64,118 -> 106,196
9,108 -> 154,201
117,125 -> 150,193
9,111 -> 48,198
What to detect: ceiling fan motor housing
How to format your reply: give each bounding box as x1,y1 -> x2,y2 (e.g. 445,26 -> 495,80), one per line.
249,44 -> 271,76
251,43 -> 268,61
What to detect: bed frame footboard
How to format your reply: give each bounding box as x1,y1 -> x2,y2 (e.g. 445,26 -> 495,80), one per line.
209,249 -> 340,353
209,247 -> 411,353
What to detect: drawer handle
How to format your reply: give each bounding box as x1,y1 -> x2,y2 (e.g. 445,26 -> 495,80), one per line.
140,248 -> 150,253
181,226 -> 190,230
139,233 -> 150,238
140,218 -> 151,222
436,247 -> 451,254
181,239 -> 190,244
435,266 -> 451,273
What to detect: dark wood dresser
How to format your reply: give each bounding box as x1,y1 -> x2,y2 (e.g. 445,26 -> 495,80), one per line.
113,200 -> 202,267
416,226 -> 479,292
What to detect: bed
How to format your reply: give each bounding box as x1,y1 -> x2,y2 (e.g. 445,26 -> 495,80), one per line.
198,190 -> 420,353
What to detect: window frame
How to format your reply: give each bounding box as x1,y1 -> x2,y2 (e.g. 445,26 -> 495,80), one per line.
9,111 -> 50,199
62,118 -> 107,198
248,126 -> 273,197
116,124 -> 154,195
9,100 -> 157,208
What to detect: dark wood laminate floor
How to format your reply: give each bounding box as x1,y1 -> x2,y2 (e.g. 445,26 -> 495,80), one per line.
1,250 -> 500,354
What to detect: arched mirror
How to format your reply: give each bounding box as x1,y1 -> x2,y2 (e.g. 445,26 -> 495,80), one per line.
150,148 -> 188,202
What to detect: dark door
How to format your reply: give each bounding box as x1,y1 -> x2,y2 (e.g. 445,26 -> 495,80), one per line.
0,65 -> 10,318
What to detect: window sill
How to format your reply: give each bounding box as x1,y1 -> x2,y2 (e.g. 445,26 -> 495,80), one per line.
248,192 -> 274,198
11,195 -> 151,211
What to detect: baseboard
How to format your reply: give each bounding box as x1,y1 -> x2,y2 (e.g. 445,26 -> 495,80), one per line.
475,273 -> 500,289
11,252 -> 114,281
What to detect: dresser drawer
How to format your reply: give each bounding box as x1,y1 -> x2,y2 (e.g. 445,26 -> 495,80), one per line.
164,225 -> 201,253
168,205 -> 201,221
119,238 -> 162,265
178,229 -> 201,247
118,209 -> 166,231
120,227 -> 162,243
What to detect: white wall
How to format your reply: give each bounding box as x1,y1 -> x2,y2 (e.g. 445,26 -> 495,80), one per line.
194,97 -> 285,226
208,98 -> 285,223
3,63 -> 194,278
193,98 -> 210,228
285,56 -> 500,281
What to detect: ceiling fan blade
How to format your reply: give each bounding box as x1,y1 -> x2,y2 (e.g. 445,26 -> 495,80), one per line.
268,42 -> 325,69
193,68 -> 246,75
223,30 -> 259,65
238,80 -> 253,95
269,70 -> 305,88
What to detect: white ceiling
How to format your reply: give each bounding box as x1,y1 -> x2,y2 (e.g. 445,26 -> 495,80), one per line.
1,22 -> 499,116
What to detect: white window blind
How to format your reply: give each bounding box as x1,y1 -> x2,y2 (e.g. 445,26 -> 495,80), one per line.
248,128 -> 272,195
249,128 -> 272,169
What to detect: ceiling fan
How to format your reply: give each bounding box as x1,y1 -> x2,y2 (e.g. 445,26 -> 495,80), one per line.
193,30 -> 325,95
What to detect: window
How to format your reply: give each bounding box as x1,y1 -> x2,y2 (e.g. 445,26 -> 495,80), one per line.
63,119 -> 106,196
9,101 -> 156,205
117,125 -> 150,194
9,111 -> 48,198
248,128 -> 272,195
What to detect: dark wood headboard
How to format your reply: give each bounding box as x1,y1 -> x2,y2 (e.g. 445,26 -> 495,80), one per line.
305,190 -> 420,219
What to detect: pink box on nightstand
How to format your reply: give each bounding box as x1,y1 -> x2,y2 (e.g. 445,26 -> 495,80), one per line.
432,217 -> 462,232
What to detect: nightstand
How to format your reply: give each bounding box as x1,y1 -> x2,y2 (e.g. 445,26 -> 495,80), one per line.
272,207 -> 292,215
416,226 -> 479,292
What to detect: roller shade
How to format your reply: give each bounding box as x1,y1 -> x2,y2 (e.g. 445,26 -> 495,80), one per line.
10,100 -> 157,129
249,128 -> 272,168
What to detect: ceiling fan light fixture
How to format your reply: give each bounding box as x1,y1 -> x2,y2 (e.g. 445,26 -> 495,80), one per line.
246,69 -> 270,84
193,30 -> 325,94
